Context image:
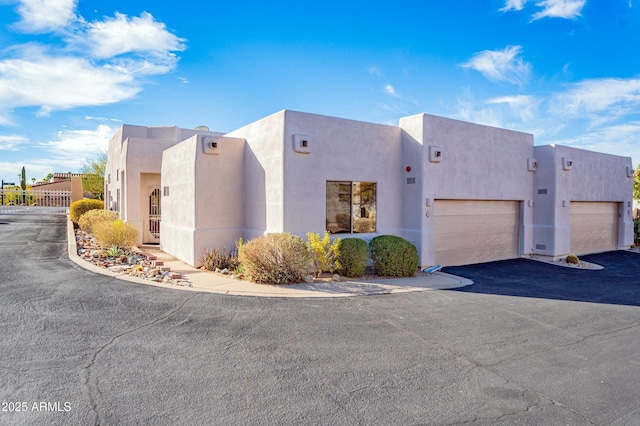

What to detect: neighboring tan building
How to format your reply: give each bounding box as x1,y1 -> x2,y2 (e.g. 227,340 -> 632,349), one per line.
105,110 -> 634,268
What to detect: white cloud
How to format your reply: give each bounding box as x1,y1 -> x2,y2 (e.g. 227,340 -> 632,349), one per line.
384,84 -> 399,97
83,12 -> 185,60
531,0 -> 585,20
0,48 -> 141,116
500,0 -> 529,12
486,95 -> 539,122
85,116 -> 124,123
14,0 -> 77,33
462,45 -> 531,86
380,103 -> 409,115
0,7 -> 186,119
546,121 -> 640,166
0,134 -> 28,151
37,124 -> 114,166
368,66 -> 383,76
551,78 -> 640,127
454,90 -> 505,129
0,125 -> 113,181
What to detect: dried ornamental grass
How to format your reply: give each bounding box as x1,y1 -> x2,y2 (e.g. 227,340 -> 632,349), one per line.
238,233 -> 311,284
92,219 -> 138,250
78,209 -> 118,233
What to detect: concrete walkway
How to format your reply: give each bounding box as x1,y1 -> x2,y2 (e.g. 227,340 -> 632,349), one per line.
67,219 -> 472,297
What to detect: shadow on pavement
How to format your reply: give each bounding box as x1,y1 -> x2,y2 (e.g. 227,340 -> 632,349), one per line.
443,250 -> 640,307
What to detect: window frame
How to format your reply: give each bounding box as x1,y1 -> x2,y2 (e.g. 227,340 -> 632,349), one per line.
326,180 -> 377,234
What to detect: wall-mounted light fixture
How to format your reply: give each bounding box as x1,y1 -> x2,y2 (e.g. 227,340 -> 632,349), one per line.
292,134 -> 311,154
527,157 -> 537,172
429,146 -> 442,163
202,136 -> 220,155
562,157 -> 572,171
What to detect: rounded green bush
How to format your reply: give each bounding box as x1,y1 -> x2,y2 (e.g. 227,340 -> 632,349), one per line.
70,199 -> 104,224
369,235 -> 418,277
238,233 -> 311,284
338,238 -> 369,278
565,254 -> 580,265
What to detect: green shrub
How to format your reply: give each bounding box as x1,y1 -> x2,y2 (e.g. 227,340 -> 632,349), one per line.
238,233 -> 311,284
92,219 -> 138,250
565,254 -> 580,265
337,238 -> 369,278
70,199 -> 104,224
78,209 -> 118,233
634,217 -> 640,245
369,235 -> 418,277
201,247 -> 240,271
105,246 -> 124,258
307,231 -> 341,277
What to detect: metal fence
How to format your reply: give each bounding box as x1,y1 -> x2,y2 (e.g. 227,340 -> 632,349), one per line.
0,189 -> 71,214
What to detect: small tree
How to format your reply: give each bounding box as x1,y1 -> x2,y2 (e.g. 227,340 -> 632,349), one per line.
81,151 -> 107,200
19,167 -> 26,204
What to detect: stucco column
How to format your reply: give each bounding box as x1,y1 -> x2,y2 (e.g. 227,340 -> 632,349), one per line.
70,176 -> 83,203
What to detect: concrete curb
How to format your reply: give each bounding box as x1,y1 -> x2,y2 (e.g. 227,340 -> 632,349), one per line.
66,217 -> 473,298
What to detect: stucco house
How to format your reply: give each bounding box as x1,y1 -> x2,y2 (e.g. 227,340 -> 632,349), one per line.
105,109 -> 634,268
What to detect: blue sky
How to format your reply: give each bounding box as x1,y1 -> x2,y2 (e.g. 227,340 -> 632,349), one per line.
1,0 -> 639,183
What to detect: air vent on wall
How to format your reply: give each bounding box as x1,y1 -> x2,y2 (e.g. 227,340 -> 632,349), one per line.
407,177 -> 416,184
538,189 -> 548,195
535,244 -> 546,250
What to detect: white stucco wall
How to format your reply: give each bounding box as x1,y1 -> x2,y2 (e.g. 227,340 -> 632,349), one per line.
192,136 -> 245,267
105,124 -> 223,246
160,136 -> 198,264
532,144 -> 633,258
400,113 -> 535,266
160,134 -> 245,267
226,111 -> 286,241
281,110 -> 403,239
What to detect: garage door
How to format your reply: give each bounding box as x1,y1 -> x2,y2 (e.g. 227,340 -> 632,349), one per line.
434,200 -> 520,266
570,202 -> 619,255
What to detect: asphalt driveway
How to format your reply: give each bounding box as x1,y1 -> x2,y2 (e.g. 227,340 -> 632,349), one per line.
2,212 -> 640,425
445,251 -> 640,306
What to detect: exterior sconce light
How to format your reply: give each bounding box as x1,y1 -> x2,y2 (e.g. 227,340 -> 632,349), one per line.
202,136 -> 220,155
429,146 -> 442,163
562,157 -> 572,171
293,134 -> 311,154
527,157 -> 537,172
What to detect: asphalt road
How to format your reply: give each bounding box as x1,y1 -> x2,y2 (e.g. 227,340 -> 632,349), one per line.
1,211 -> 640,425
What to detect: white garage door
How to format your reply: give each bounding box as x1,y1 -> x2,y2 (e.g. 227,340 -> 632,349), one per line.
434,200 -> 521,266
570,202 -> 619,255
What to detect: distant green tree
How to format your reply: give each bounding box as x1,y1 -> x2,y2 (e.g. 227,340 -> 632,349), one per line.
19,166 -> 26,204
44,173 -> 53,183
80,151 -> 107,200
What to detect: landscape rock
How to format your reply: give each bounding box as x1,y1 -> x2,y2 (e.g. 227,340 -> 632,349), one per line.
75,228 -> 190,287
